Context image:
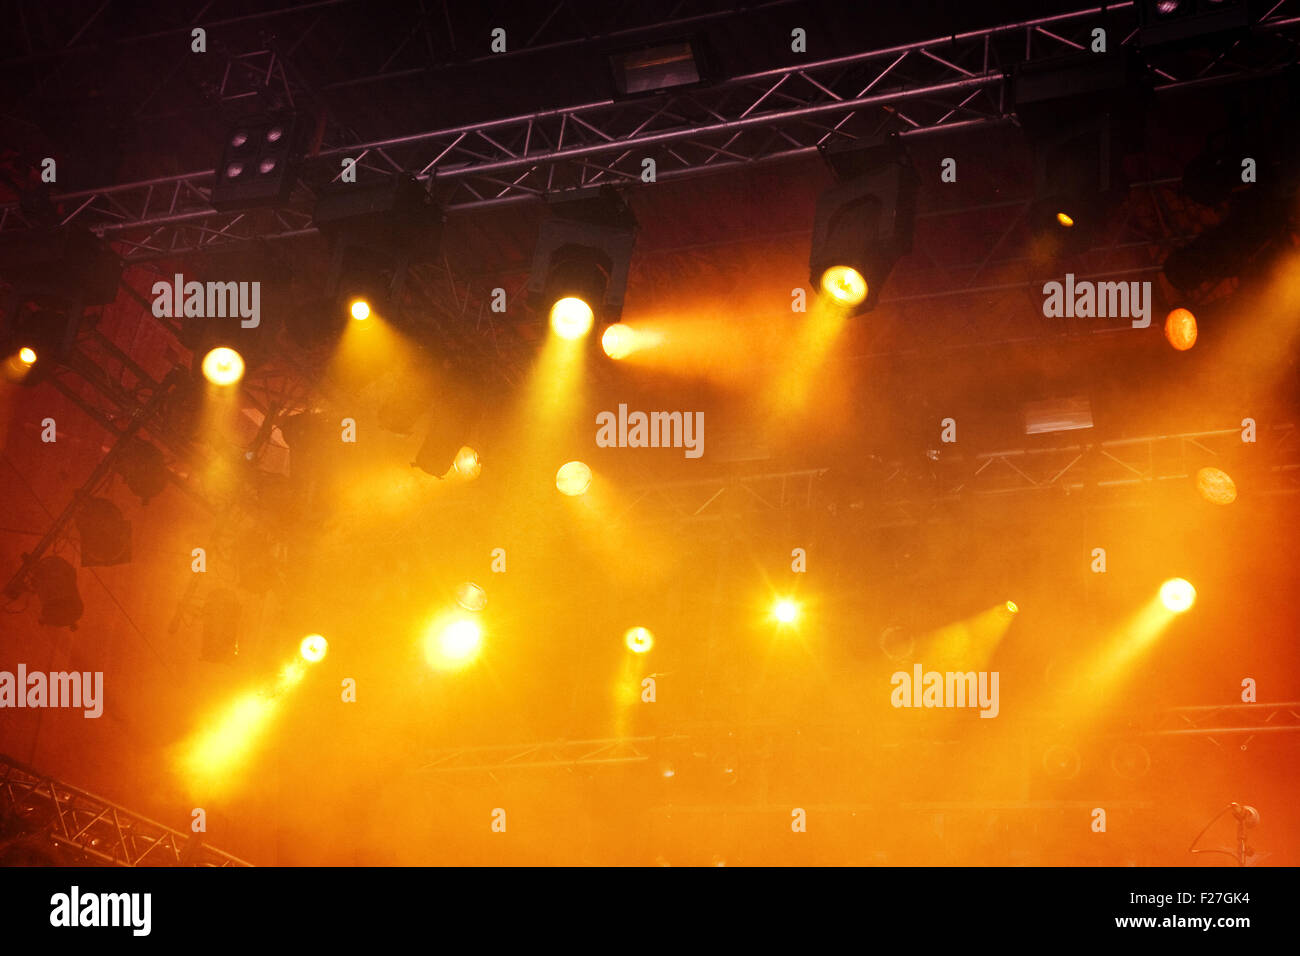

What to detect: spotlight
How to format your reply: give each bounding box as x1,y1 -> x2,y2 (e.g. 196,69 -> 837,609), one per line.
556,460 -> 593,496
299,634 -> 328,663
819,265 -> 868,307
624,626 -> 655,653
773,599 -> 799,625
30,556 -> 83,629
1014,53 -> 1143,248
528,186 -> 637,328
1159,578 -> 1197,613
211,113 -> 307,210
201,346 -> 245,386
1196,466 -> 1237,505
456,582 -> 488,612
18,347 -> 36,365
116,438 -> 169,504
424,616 -> 483,671
1005,601 -> 1020,615
350,299 -> 371,321
550,296 -> 594,339
1164,308 -> 1198,350
75,498 -> 132,567
1138,0 -> 1250,46
451,446 -> 482,480
601,323 -> 635,359
809,137 -> 917,314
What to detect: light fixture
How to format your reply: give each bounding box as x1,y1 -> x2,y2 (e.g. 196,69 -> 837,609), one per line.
624,626 -> 655,653
773,599 -> 799,625
1159,578 -> 1197,613
300,634 -> 328,663
556,460 -> 593,496
528,186 -> 637,332
809,136 -> 917,314
350,299 -> 371,321
201,346 -> 245,386
1164,307 -> 1198,350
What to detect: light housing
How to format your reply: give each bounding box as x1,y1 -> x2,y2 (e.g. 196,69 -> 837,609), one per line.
809,136 -> 917,314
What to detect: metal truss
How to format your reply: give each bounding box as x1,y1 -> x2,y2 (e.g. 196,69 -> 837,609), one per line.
418,736 -> 655,774
0,755 -> 252,866
7,2 -> 1300,262
1140,702 -> 1300,742
613,424 -> 1300,526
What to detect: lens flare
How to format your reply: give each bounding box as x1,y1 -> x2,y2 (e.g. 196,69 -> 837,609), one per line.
556,460 -> 593,496
1164,307 -> 1197,351
773,599 -> 799,625
201,347 -> 245,386
350,299 -> 371,321
624,626 -> 654,653
819,265 -> 867,306
18,347 -> 37,366
550,297 -> 594,339
1159,578 -> 1196,613
1056,211 -> 1075,228
299,634 -> 328,662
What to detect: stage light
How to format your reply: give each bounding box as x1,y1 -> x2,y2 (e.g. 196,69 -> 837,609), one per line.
1196,466 -> 1237,505
1164,307 -> 1198,350
451,446 -> 482,479
201,347 -> 245,386
1160,578 -> 1196,613
456,582 -> 488,612
1056,212 -> 1075,228
556,460 -> 593,496
1005,601 -> 1020,615
350,298 -> 371,321
211,113 -> 305,210
809,138 -> 917,314
602,323 -> 635,359
75,498 -> 132,567
116,438 -> 169,504
528,186 -> 637,328
30,556 -> 83,629
299,634 -> 328,663
624,626 -> 655,653
819,265 -> 868,307
424,616 -> 483,671
550,296 -> 594,339
773,599 -> 799,625
18,347 -> 36,365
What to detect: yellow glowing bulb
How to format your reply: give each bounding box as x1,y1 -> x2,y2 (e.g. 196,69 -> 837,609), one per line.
624,626 -> 655,653
452,446 -> 482,479
1160,578 -> 1196,613
350,299 -> 371,321
1005,601 -> 1019,615
18,347 -> 37,366
602,323 -> 635,359
820,265 -> 867,306
556,460 -> 593,496
550,297 -> 594,339
1196,466 -> 1236,505
1164,307 -> 1197,351
300,634 -> 328,663
773,599 -> 799,624
201,347 -> 245,386
1056,212 -> 1075,228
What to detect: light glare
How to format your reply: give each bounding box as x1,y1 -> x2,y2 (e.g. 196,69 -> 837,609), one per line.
201,347 -> 245,386
550,297 -> 594,339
